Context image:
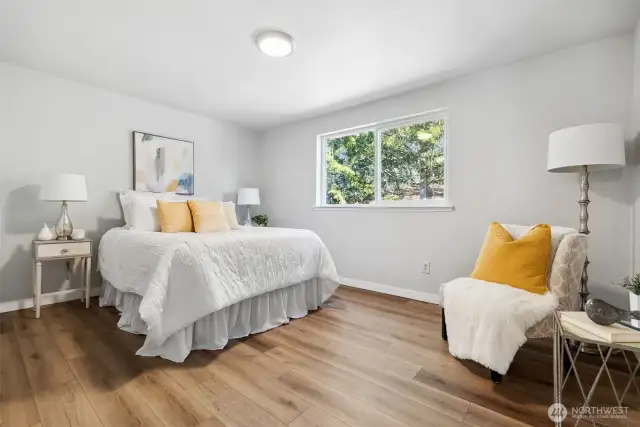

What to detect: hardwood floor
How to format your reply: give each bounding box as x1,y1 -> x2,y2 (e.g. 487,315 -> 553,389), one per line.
1,285 -> 638,427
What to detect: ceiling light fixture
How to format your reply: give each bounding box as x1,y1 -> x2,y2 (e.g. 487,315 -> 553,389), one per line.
255,30 -> 295,57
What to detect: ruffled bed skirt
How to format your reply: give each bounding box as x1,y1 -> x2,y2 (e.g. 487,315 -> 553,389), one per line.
99,278 -> 338,362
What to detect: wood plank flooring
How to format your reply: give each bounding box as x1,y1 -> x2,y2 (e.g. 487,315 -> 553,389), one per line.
1,285 -> 638,427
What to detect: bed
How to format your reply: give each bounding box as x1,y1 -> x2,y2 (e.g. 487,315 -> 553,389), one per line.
97,226 -> 340,362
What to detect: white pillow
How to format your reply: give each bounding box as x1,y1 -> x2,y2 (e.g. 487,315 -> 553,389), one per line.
128,197 -> 161,231
222,202 -> 240,229
118,190 -> 175,229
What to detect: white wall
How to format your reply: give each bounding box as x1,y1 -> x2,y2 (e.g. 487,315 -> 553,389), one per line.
633,20 -> 640,276
634,20 -> 640,135
0,62 -> 260,303
261,35 -> 635,307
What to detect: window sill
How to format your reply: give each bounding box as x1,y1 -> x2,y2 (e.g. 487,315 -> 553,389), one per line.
312,203 -> 454,212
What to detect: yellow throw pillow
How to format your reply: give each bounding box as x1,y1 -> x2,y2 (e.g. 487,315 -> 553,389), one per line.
156,200 -> 193,233
471,222 -> 551,294
188,200 -> 231,233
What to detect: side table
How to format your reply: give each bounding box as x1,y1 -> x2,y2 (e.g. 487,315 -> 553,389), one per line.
553,311 -> 640,426
32,239 -> 92,318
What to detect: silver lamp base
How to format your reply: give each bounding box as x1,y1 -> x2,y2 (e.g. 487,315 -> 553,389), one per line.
244,206 -> 253,227
55,201 -> 74,240
574,165 -> 600,355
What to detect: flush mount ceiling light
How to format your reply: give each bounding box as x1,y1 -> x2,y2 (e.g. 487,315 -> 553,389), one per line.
255,30 -> 295,57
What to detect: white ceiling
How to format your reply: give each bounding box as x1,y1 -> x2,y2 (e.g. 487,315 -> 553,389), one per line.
1,0 -> 639,129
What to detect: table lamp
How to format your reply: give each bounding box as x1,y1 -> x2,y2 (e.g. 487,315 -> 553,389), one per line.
237,188 -> 260,226
40,173 -> 87,240
547,123 -> 626,311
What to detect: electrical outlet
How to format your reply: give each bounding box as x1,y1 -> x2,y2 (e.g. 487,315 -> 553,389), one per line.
422,262 -> 430,274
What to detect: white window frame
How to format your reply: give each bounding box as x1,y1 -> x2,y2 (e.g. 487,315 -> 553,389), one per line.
315,108 -> 452,211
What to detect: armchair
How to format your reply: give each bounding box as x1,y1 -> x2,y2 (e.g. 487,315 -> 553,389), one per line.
440,224 -> 588,382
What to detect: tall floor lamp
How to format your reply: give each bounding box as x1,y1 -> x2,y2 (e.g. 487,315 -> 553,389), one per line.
547,123 -> 626,313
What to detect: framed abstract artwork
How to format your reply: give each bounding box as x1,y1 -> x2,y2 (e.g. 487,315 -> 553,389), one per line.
133,131 -> 194,195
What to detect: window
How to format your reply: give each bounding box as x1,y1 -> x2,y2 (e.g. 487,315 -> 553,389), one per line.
316,110 -> 450,209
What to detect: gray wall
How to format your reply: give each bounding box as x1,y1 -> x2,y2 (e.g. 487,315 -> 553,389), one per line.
0,62 -> 260,303
260,35 -> 635,307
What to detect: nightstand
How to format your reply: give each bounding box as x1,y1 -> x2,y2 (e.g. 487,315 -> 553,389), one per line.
32,239 -> 92,318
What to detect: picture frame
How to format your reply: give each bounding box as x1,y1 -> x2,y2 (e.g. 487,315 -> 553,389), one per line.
133,131 -> 194,195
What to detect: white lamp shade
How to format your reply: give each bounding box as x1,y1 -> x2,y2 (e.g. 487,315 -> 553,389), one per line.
237,188 -> 260,205
40,173 -> 87,201
547,123 -> 626,173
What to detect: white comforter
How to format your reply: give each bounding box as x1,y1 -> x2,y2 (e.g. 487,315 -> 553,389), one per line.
98,226 -> 339,347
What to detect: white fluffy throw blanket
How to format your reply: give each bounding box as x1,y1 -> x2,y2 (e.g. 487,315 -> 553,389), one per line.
442,277 -> 558,374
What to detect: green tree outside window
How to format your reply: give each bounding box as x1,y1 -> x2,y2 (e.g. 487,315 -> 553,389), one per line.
325,118 -> 445,204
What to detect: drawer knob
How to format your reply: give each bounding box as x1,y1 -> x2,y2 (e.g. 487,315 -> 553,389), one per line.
60,248 -> 69,254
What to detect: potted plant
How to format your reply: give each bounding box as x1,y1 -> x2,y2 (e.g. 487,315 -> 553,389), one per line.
251,214 -> 268,227
616,274 -> 640,318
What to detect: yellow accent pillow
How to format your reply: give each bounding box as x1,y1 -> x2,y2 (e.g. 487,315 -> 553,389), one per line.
156,200 -> 193,233
471,222 -> 551,294
187,200 -> 231,233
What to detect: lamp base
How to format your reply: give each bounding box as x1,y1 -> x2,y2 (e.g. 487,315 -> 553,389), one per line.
55,201 -> 74,240
244,207 -> 253,227
576,166 -> 595,356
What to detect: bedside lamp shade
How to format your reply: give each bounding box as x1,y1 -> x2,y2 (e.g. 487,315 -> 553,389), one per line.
237,188 -> 260,206
547,123 -> 625,172
40,174 -> 88,201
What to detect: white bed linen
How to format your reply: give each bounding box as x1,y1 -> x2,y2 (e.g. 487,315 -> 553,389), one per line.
100,278 -> 336,362
98,226 -> 339,351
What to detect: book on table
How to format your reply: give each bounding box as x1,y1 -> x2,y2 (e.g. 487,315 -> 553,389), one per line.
561,311 -> 640,343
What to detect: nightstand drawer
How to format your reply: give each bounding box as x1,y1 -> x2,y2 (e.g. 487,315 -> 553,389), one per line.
35,241 -> 91,259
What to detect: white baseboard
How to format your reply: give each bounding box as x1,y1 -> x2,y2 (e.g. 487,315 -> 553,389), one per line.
0,279 -> 438,313
0,287 -> 102,314
339,277 -> 440,304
